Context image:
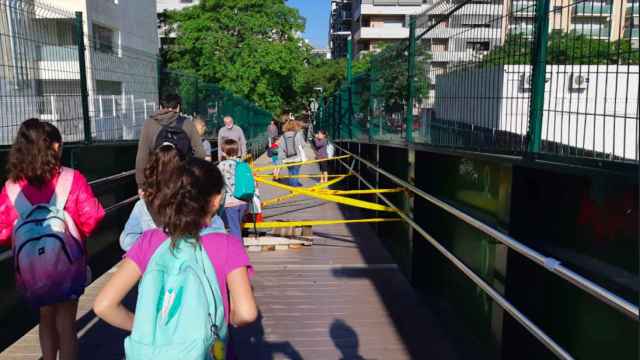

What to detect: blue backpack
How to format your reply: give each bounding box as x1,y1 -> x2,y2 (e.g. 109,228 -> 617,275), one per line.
124,239 -> 228,360
233,160 -> 255,201
6,167 -> 86,308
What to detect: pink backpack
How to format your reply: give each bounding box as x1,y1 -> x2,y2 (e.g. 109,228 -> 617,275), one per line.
6,167 -> 87,307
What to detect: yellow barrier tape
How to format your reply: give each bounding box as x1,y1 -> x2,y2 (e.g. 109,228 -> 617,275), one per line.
256,174 -> 350,179
243,218 -> 402,229
253,155 -> 351,173
261,175 -> 348,207
314,188 -> 404,195
256,177 -> 397,212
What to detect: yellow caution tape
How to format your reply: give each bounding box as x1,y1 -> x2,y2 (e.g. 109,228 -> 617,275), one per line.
256,177 -> 397,212
314,188 -> 404,195
255,174 -> 350,179
261,175 -> 348,207
243,218 -> 402,229
253,155 -> 351,172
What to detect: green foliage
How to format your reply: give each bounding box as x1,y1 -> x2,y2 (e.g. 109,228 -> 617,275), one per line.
483,32 -> 640,65
370,41 -> 431,113
162,0 -> 309,115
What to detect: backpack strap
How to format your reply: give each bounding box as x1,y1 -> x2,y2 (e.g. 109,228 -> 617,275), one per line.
195,244 -> 227,340
175,115 -> 186,128
50,167 -> 74,210
5,182 -> 33,218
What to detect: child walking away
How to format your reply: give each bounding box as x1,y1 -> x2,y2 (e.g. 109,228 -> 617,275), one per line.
0,119 -> 104,360
280,120 -> 306,187
218,139 -> 255,240
267,136 -> 281,180
312,130 -> 330,183
94,158 -> 257,360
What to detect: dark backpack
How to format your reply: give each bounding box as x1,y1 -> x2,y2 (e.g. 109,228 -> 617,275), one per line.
154,116 -> 193,157
283,133 -> 297,158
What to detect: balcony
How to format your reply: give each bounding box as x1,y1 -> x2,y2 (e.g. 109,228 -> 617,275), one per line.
421,27 -> 502,39
573,2 -> 612,16
571,26 -> 611,38
36,45 -> 80,80
355,26 -> 410,40
510,24 -> 534,35
511,1 -> 536,16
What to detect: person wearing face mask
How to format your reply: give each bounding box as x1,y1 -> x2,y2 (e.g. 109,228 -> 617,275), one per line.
217,116 -> 247,161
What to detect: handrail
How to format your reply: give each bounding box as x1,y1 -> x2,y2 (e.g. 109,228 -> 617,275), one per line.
88,169 -> 135,186
334,144 -> 639,321
336,156 -> 574,360
0,170 -> 138,262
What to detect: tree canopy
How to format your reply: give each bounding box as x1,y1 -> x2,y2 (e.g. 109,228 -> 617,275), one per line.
162,0 -> 310,115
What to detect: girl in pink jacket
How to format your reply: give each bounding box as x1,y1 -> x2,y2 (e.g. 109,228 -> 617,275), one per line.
0,119 -> 104,360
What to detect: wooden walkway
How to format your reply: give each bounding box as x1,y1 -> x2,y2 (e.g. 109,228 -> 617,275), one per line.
0,146 -> 458,360
233,147 -> 458,359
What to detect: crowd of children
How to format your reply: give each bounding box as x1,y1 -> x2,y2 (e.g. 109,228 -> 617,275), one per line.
0,104 -> 331,359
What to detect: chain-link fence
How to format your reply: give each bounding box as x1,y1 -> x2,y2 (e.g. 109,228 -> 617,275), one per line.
319,0 -> 639,164
0,0 -> 270,146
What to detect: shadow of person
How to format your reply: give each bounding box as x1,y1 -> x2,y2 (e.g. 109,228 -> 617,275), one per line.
330,319 -> 366,360
230,311 -> 303,360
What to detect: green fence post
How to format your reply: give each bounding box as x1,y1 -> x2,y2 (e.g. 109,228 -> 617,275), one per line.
75,12 -> 91,144
406,16 -> 417,144
347,37 -> 354,140
527,0 -> 550,153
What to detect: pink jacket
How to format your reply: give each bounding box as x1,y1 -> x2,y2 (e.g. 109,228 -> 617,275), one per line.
0,168 -> 105,247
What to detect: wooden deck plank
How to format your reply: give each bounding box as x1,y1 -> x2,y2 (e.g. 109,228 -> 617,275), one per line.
232,147 -> 459,360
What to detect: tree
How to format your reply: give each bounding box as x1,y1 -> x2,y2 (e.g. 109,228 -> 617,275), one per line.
483,32 -> 640,65
162,0 -> 310,115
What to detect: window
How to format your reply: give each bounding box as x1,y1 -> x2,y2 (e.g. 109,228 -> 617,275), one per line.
93,24 -> 116,54
466,41 -> 490,51
180,0 -> 193,3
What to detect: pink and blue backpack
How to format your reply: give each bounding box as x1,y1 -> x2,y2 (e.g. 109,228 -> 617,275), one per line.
6,167 -> 87,308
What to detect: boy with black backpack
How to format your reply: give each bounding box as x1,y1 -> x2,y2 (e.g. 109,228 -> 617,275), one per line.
135,94 -> 206,193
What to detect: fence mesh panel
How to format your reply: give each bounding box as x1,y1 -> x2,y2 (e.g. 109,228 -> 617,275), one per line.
0,0 -> 270,146
321,0 -> 639,164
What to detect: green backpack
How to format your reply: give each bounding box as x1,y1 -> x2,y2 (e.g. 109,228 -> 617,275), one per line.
233,160 -> 255,201
124,239 -> 227,360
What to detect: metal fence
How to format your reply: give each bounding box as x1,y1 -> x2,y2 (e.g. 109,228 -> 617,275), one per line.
318,0 -> 639,164
0,0 -> 271,146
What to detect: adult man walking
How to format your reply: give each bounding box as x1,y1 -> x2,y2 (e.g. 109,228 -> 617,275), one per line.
218,116 -> 247,161
135,94 -> 205,191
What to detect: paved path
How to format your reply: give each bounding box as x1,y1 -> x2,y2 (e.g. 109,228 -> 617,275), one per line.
234,146 -> 458,359
1,145 -> 458,360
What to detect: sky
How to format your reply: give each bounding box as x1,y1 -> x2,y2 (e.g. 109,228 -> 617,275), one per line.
287,0 -> 330,49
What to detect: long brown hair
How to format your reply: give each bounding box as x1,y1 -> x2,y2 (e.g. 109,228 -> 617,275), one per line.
153,158 -> 224,247
7,119 -> 62,187
142,144 -> 183,216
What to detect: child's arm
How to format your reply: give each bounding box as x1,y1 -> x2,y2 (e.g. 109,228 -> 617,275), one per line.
0,186 -> 18,247
119,201 -> 144,251
228,267 -> 258,327
93,258 -> 140,331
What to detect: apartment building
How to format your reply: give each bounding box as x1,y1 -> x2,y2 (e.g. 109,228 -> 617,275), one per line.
330,0 -> 353,58
158,0 -> 200,13
351,0 -> 431,56
0,0 -> 158,143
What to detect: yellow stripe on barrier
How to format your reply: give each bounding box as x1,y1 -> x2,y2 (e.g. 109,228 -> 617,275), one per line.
314,188 -> 404,195
261,175 -> 348,207
253,155 -> 351,172
256,177 -> 397,212
243,218 -> 402,229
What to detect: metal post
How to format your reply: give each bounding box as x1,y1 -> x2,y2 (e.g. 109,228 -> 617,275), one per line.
527,0 -> 550,153
406,16 -> 417,144
347,37 -> 353,139
75,12 -> 92,144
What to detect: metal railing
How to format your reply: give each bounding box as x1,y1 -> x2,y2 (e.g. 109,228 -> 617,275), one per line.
317,0 -> 640,165
334,143 -> 638,360
0,0 -> 271,145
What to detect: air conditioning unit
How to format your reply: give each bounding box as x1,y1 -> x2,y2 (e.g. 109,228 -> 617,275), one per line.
521,73 -> 532,90
570,73 -> 589,90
